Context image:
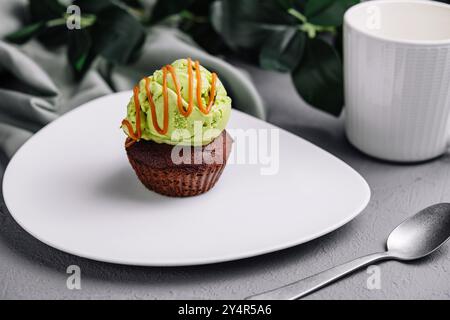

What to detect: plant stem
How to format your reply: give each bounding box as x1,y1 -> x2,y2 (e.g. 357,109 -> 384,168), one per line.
45,14 -> 97,29
45,17 -> 66,28
287,8 -> 336,38
179,10 -> 209,24
287,8 -> 307,23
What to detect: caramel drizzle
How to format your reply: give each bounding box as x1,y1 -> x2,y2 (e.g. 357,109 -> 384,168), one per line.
122,58 -> 218,147
122,85 -> 142,148
195,60 -> 217,114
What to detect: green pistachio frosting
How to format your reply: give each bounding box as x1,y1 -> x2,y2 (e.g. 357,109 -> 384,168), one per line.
122,59 -> 232,146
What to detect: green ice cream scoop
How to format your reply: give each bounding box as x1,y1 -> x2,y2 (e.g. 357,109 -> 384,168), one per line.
122,59 -> 232,146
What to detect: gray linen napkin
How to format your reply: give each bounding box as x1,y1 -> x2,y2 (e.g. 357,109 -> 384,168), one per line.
0,1 -> 265,161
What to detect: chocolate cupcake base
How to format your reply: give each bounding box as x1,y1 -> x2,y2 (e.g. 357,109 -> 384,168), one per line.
126,130 -> 232,197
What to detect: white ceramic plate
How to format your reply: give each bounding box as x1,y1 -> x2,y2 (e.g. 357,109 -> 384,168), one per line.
3,92 -> 370,266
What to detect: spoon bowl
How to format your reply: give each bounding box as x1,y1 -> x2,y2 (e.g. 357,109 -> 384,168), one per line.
387,203 -> 450,260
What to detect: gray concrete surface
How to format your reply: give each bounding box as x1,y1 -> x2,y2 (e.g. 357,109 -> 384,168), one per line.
1,64 -> 450,300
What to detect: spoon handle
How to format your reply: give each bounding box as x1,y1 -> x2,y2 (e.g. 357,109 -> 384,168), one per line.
246,252 -> 391,300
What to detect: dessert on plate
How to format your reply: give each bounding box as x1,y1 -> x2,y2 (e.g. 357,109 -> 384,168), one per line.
121,58 -> 232,197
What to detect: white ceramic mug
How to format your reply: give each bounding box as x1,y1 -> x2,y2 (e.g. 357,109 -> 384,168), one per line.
344,0 -> 450,162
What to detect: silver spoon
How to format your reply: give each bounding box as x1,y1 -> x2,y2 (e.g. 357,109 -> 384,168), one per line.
246,203 -> 450,300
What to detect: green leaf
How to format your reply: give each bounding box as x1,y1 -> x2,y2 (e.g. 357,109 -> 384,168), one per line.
68,28 -> 95,79
278,0 -> 302,11
5,22 -> 44,44
213,0 -> 296,51
334,26 -> 344,57
73,0 -> 114,13
150,0 -> 196,23
90,6 -> 146,64
184,0 -> 214,16
29,0 -> 65,22
73,0 -> 144,13
38,25 -> 68,47
260,27 -> 306,72
27,0 -> 67,47
227,0 -> 295,24
305,0 -> 359,26
292,38 -> 343,116
176,0 -> 229,55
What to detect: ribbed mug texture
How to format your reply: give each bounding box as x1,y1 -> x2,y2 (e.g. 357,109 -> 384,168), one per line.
344,22 -> 450,162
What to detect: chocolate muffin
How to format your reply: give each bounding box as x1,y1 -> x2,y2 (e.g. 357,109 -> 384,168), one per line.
126,130 -> 233,197
121,59 -> 232,197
